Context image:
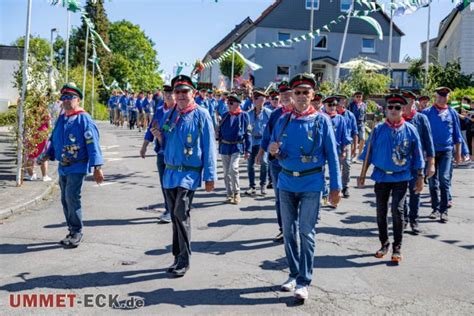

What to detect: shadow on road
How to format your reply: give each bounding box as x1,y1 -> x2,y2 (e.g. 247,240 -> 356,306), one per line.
207,218 -> 277,228
0,268 -> 169,292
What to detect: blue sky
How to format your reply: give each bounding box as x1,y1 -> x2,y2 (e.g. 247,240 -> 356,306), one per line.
0,0 -> 458,78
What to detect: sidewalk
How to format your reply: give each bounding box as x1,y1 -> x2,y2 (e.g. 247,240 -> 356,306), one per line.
0,126 -> 58,219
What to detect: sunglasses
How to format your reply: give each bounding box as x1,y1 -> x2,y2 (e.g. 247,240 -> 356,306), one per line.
253,96 -> 263,100
294,91 -> 311,96
174,90 -> 189,95
228,101 -> 237,105
387,105 -> 402,111
271,97 -> 279,101
60,94 -> 78,101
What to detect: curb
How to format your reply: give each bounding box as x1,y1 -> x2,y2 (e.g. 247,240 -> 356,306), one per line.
0,175 -> 59,220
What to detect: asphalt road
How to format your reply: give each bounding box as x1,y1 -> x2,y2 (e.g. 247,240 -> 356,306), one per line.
1,122 -> 473,315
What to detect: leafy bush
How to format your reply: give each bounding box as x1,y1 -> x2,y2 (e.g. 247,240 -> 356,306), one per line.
0,109 -> 16,126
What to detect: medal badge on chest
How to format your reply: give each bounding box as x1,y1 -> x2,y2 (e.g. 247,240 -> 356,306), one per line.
301,156 -> 311,163
69,134 -> 76,143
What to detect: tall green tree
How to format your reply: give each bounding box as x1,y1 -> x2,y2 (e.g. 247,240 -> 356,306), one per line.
220,53 -> 245,81
108,20 -> 162,91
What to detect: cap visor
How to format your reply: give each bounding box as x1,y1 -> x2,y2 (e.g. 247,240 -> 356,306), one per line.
174,85 -> 193,91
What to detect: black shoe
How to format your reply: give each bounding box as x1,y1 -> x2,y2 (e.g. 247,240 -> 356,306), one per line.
167,259 -> 179,273
375,242 -> 390,258
411,222 -> 421,235
68,233 -> 83,248
59,233 -> 73,245
429,210 -> 440,219
440,213 -> 448,223
342,188 -> 350,198
273,232 -> 284,242
266,183 -> 273,189
172,265 -> 190,277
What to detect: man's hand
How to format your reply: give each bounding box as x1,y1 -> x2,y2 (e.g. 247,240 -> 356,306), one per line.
150,127 -> 162,143
269,142 -> 280,156
255,148 -> 264,164
244,152 -> 250,160
357,176 -> 366,188
140,146 -> 147,159
94,168 -> 104,184
454,153 -> 462,164
414,175 -> 424,194
328,190 -> 341,207
205,181 -> 215,192
426,161 -> 435,179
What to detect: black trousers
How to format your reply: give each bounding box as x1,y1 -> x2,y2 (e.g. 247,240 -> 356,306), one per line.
164,187 -> 195,267
374,181 -> 408,248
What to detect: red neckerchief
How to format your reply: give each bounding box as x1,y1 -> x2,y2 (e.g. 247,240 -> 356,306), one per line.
326,109 -> 337,118
65,109 -> 86,117
337,108 -> 346,115
229,108 -> 242,116
433,103 -> 448,111
402,109 -> 417,121
282,105 -> 293,114
178,102 -> 197,115
292,105 -> 317,119
385,118 -> 405,129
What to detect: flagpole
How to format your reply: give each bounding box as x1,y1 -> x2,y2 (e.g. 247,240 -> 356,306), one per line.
16,0 -> 33,186
388,0 -> 394,77
307,0 -> 315,73
91,57 -> 95,118
230,42 -> 235,90
424,1 -> 431,87
335,0 -> 354,87
65,10 -> 71,82
82,25 -> 90,107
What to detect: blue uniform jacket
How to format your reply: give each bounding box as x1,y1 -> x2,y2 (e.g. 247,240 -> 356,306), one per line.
349,101 -> 367,125
271,112 -> 342,192
119,95 -> 129,111
360,122 -> 424,183
195,96 -> 216,127
135,97 -> 144,112
261,107 -> 286,167
142,98 -> 153,113
47,112 -> 103,176
248,107 -> 272,147
328,114 -> 352,155
108,96 -> 117,109
217,112 -> 251,155
161,106 -> 217,190
340,110 -> 358,141
240,98 -> 253,112
405,112 -> 435,158
144,105 -> 172,154
422,106 -> 462,152
216,99 -> 228,117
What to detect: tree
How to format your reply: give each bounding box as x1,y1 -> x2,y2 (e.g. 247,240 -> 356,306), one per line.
220,52 -> 245,81
427,60 -> 473,91
107,20 -> 162,92
346,65 -> 391,97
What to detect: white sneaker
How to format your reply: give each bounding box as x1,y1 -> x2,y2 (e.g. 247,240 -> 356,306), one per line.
42,175 -> 52,182
294,285 -> 309,300
280,277 -> 296,292
28,173 -> 38,181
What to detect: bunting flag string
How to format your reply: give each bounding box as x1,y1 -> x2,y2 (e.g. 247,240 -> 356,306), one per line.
183,6 -> 387,71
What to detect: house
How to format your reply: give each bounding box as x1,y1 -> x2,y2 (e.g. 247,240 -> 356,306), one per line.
0,45 -> 21,112
200,0 -> 404,89
433,2 -> 474,75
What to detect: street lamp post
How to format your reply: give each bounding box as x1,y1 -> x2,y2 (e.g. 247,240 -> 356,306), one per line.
65,10 -> 71,82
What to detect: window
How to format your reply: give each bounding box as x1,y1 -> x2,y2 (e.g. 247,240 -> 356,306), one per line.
305,0 -> 319,10
314,34 -> 327,50
278,32 -> 291,47
277,66 -> 290,81
362,38 -> 375,53
340,0 -> 352,12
